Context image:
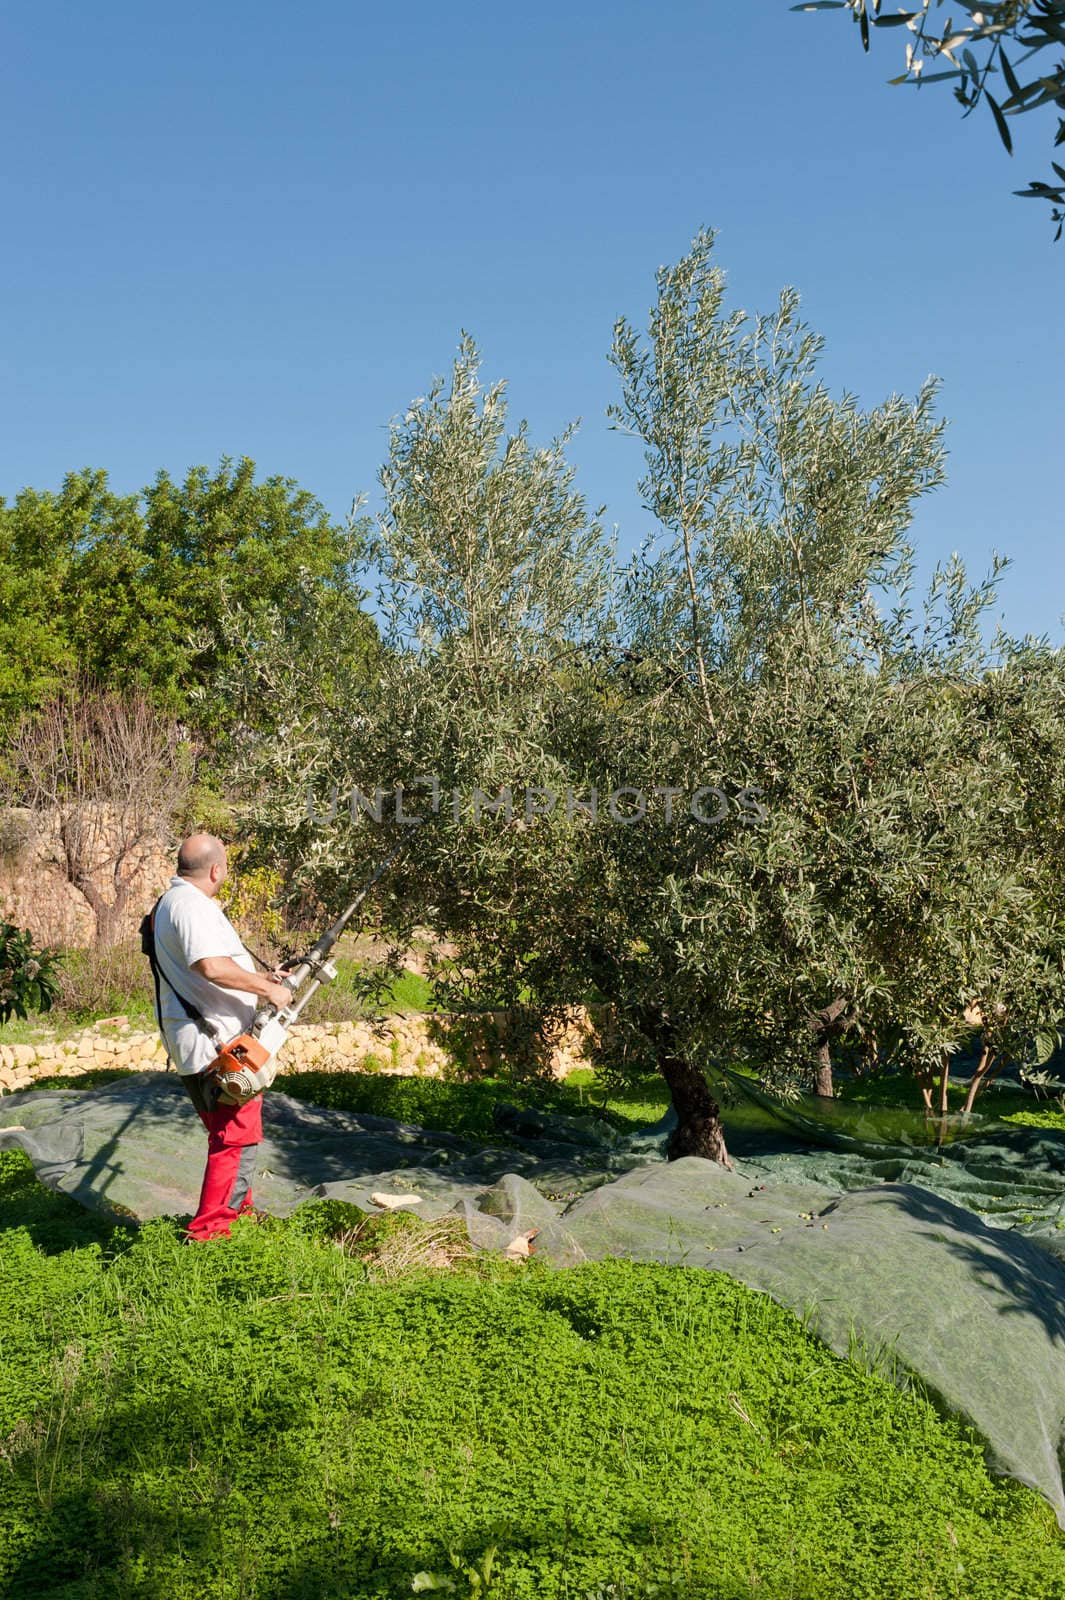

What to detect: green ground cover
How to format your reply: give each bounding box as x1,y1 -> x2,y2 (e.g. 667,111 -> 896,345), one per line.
830,1068 -> 1065,1133
565,1062 -> 1065,1135
11,945 -> 1059,1141
1,1145 -> 1063,1600
0,1007 -> 155,1046
276,1068 -> 643,1140
15,1053 -> 1065,1142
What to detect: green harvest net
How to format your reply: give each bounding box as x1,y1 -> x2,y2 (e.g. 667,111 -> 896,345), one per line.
2,1072 -> 1064,1528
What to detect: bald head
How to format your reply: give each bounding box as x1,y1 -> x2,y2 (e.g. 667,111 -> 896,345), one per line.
177,833 -> 228,894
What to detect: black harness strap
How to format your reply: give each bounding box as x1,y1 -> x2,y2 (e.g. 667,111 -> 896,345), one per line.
140,899 -> 225,1070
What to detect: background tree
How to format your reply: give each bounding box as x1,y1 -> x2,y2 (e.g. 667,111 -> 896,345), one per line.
0,457 -> 378,742
134,457 -> 375,741
4,686 -> 193,948
0,470 -> 128,723
795,1 -> 1065,236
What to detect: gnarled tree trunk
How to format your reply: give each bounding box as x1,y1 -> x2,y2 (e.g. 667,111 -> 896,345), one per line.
634,1004 -> 732,1167
585,944 -> 732,1167
813,1040 -> 834,1099
808,996 -> 851,1099
657,1050 -> 733,1166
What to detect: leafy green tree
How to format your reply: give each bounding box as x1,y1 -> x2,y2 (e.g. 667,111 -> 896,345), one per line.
0,457 -> 377,743
795,0 -> 1065,236
603,232 -> 1065,1109
865,635 -> 1065,1118
222,343 -> 633,1093
652,564 -> 1065,1112
227,268 -> 944,1159
0,470 -> 135,723
135,457 -> 374,738
592,230 -> 945,1105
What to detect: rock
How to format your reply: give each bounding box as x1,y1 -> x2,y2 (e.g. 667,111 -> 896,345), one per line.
370,1191 -> 423,1210
12,1044 -> 37,1067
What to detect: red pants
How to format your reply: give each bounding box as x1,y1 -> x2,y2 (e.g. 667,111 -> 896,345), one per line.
182,1072 -> 262,1240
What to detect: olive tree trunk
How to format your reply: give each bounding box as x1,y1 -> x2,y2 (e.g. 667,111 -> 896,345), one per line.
657,1050 -> 733,1166
586,946 -> 732,1167
635,1005 -> 732,1167
808,997 -> 852,1099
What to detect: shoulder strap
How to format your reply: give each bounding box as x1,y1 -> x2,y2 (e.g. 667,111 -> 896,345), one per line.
141,898 -> 224,1052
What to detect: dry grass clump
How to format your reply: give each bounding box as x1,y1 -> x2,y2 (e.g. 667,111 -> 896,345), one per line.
332,1209 -> 476,1279
55,938 -> 155,1023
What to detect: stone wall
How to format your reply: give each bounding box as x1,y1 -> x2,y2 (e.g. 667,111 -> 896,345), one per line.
0,1007 -> 601,1094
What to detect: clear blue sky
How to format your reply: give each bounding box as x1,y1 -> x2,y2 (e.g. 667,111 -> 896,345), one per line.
3,0 -> 1061,639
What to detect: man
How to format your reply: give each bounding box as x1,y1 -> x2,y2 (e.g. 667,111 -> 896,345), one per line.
151,833 -> 290,1240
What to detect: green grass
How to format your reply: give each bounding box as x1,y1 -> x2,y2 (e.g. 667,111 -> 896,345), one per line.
833,1068 -> 1065,1132
15,1064 -> 660,1156
384,966 -> 437,1013
280,1062 -> 1065,1140
561,1061 -> 1065,1137
0,1147 -> 1062,1600
0,1012 -> 158,1047
0,1014 -> 65,1045
561,1067 -> 669,1124
274,1068 -> 643,1144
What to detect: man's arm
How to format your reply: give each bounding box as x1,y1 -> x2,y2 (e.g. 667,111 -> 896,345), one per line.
192,957 -> 291,1011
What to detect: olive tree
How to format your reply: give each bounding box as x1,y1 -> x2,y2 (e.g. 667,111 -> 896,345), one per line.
606,233 -> 1065,1110
596,230 -> 948,1105
233,234 -> 1000,1161
226,335 -> 619,1012
655,564 -> 1065,1113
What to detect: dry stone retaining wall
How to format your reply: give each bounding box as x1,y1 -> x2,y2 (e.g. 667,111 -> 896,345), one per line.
0,1008 -> 600,1094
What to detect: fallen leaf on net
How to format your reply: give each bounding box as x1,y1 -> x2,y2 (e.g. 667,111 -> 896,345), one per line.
504,1229 -> 540,1259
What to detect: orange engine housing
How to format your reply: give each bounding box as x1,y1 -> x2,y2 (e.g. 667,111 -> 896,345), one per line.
211,1032 -> 272,1077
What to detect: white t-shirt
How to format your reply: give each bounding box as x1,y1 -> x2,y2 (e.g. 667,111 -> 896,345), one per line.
152,875 -> 257,1075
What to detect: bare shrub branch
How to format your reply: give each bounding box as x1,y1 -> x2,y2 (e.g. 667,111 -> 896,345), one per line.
5,684 -> 192,947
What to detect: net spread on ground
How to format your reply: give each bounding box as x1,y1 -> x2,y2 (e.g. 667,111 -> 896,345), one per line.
2,1072 -> 1064,1527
